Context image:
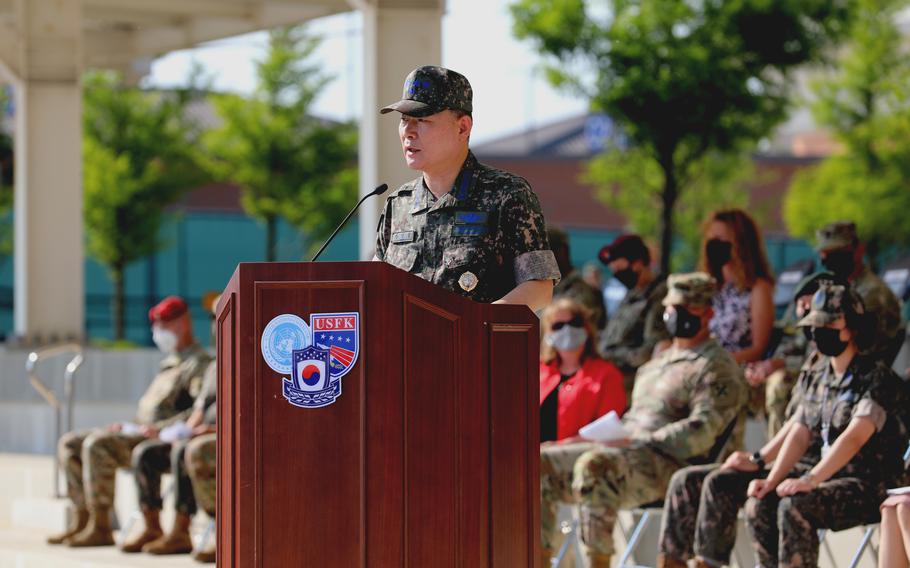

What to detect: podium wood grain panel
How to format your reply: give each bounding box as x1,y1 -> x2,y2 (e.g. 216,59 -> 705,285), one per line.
217,262 -> 540,567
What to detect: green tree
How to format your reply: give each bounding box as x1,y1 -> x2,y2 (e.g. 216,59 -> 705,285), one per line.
204,25 -> 358,262
784,0 -> 910,262
511,0 -> 851,273
83,71 -> 204,340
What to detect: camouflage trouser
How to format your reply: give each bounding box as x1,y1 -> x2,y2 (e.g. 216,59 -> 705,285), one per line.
745,476 -> 883,568
541,441 -> 680,558
765,369 -> 795,437
58,429 -> 146,510
131,439 -> 197,515
186,433 -> 216,517
659,464 -> 762,565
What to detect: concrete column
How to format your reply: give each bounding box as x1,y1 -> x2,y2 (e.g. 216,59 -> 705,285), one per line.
12,0 -> 84,343
358,3 -> 443,259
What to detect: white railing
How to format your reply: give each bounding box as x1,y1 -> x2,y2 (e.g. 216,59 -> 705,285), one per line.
25,343 -> 85,498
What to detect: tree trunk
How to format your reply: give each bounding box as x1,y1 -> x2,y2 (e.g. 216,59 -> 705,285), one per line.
266,215 -> 277,262
112,262 -> 125,341
658,156 -> 679,276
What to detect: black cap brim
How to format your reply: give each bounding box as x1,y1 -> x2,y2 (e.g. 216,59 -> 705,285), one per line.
380,99 -> 439,117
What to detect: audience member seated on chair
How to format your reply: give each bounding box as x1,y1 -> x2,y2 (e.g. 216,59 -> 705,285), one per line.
880,489 -> 910,568
186,431 -> 217,563
540,273 -> 747,568
655,272 -> 832,568
121,358 -> 217,555
743,283 -> 910,568
47,296 -> 212,548
539,297 -> 626,443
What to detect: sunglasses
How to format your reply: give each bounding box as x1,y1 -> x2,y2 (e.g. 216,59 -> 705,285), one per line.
551,316 -> 585,331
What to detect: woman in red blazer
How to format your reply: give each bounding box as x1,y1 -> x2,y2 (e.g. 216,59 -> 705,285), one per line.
540,297 -> 626,442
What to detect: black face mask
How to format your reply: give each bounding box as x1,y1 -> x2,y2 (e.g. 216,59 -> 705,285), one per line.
706,239 -> 733,272
613,267 -> 640,290
821,250 -> 855,279
664,306 -> 702,338
813,327 -> 849,356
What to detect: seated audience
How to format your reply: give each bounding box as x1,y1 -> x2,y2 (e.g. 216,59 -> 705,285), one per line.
744,283 -> 909,568
540,273 -> 746,567
550,226 -> 608,329
880,487 -> 910,568
539,298 -> 626,443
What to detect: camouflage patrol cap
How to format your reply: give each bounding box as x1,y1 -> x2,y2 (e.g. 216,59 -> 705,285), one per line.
662,272 -> 717,307
816,221 -> 858,251
797,282 -> 865,328
380,66 -> 473,117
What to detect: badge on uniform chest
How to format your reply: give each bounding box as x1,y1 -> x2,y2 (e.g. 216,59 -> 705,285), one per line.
391,231 -> 416,244
452,210 -> 491,237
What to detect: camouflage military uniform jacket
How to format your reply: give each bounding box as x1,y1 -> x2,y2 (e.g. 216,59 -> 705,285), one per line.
375,151 -> 561,303
622,338 -> 747,464
791,351 -> 910,487
135,343 -> 212,428
599,277 -> 670,378
852,265 -> 905,362
194,359 -> 218,426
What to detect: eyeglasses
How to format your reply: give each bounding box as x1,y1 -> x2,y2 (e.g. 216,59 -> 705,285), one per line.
551,315 -> 584,331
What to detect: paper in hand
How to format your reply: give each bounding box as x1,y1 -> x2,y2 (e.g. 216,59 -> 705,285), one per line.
579,411 -> 630,442
887,486 -> 910,496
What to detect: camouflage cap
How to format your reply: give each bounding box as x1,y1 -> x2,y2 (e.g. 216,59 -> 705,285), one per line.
792,271 -> 836,303
816,221 -> 858,251
662,272 -> 717,307
797,282 -> 865,328
380,66 -> 473,117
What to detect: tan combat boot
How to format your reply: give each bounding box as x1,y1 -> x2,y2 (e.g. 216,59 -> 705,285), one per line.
47,508 -> 89,545
67,506 -> 115,547
657,553 -> 689,568
693,557 -> 717,568
588,553 -> 611,568
120,508 -> 163,553
192,540 -> 216,563
143,511 -> 193,555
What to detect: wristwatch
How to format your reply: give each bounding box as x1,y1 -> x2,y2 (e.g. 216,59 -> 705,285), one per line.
748,451 -> 765,469
800,472 -> 820,489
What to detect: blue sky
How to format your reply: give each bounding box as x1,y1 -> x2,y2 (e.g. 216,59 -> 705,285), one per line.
144,0 -> 588,144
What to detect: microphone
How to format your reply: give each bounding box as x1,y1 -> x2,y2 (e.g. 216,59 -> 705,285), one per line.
310,183 -> 389,262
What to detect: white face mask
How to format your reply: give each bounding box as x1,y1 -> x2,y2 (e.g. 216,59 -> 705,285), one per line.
152,327 -> 179,354
545,326 -> 588,352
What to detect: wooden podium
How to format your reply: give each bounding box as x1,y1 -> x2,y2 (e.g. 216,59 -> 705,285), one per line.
216,261 -> 540,567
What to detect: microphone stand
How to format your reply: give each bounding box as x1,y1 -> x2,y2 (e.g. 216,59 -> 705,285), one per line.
310,184 -> 389,262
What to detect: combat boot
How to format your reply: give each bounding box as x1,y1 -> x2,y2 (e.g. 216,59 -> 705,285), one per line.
120,508 -> 163,553
143,511 -> 193,555
67,505 -> 115,547
46,508 -> 88,545
657,553 -> 688,568
588,553 -> 611,568
192,541 -> 216,563
693,558 -> 717,568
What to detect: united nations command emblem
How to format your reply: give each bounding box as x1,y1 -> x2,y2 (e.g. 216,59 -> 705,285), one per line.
261,311 -> 361,409
260,314 -> 312,374
458,271 -> 478,292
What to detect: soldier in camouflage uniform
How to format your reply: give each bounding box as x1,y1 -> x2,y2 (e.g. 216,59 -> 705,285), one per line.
550,226 -> 608,328
121,358 -> 217,555
47,296 -> 211,548
597,234 -> 671,395
185,431 -> 217,563
743,283 -> 909,568
540,273 -> 747,567
817,221 -> 905,364
656,274 -> 834,568
375,66 -> 561,310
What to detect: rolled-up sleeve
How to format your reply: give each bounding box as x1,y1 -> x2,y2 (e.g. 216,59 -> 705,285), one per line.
500,185 -> 561,285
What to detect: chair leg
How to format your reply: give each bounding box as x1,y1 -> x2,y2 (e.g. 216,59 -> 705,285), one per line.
618,510 -> 653,568
847,525 -> 877,568
552,519 -> 578,567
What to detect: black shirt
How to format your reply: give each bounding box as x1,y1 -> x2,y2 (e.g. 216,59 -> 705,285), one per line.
540,373 -> 575,442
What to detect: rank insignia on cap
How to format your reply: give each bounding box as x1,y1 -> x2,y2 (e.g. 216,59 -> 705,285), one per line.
458,271 -> 478,292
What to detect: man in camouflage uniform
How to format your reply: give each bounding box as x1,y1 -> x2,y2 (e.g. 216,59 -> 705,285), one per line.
597,234 -> 671,395
185,431 -> 217,563
47,296 -> 211,548
656,274 -> 833,568
121,358 -> 217,555
744,283 -> 909,567
550,226 -> 607,328
540,273 -> 747,567
816,220 -> 904,364
374,66 -> 560,311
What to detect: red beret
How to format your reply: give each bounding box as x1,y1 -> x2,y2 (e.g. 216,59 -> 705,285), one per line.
148,296 -> 188,322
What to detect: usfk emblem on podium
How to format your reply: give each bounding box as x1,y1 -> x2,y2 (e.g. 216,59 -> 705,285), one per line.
263,311 -> 360,409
